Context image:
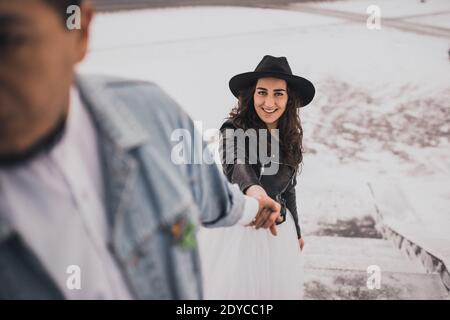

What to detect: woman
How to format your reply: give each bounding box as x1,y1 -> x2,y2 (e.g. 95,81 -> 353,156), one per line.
198,55 -> 315,300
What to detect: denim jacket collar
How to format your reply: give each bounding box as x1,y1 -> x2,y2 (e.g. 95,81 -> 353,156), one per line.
75,74 -> 150,151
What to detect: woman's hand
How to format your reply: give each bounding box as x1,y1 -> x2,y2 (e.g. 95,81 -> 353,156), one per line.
298,238 -> 305,251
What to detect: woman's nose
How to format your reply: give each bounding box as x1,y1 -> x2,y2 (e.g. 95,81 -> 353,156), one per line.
264,96 -> 275,108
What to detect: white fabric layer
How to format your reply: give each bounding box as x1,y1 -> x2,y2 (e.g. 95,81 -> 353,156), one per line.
198,209 -> 304,300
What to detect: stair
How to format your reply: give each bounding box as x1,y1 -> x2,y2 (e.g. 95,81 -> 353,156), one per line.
303,236 -> 449,299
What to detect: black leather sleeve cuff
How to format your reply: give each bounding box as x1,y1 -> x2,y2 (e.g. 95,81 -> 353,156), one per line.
231,164 -> 262,194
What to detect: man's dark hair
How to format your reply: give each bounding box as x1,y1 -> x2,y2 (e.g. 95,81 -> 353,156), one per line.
43,0 -> 82,23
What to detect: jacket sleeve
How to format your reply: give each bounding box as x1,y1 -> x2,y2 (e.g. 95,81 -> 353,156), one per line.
189,159 -> 250,228
283,177 -> 302,239
187,138 -> 251,228
224,164 -> 261,194
144,89 -> 254,229
220,124 -> 262,194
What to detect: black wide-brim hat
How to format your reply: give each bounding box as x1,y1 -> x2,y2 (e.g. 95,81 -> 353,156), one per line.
229,55 -> 315,107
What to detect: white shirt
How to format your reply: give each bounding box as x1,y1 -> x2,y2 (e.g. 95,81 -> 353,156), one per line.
0,87 -> 132,299
0,87 -> 259,299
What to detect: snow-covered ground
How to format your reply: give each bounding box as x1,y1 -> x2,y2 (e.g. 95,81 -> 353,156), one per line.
78,1 -> 450,256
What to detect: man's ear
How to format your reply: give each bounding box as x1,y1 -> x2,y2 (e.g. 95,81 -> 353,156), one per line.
74,2 -> 94,63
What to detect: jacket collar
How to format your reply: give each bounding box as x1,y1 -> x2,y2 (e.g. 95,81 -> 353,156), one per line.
75,74 -> 150,151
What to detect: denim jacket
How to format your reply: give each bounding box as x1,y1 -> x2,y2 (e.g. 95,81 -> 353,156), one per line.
0,75 -> 247,300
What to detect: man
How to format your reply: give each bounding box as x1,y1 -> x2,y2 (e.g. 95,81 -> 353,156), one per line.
0,0 -> 281,299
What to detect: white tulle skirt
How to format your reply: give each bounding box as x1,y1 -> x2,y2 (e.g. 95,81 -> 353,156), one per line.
197,210 -> 304,300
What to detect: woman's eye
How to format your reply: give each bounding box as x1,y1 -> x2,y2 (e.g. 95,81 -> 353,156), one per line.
275,92 -> 284,97
258,91 -> 267,96
0,34 -> 27,49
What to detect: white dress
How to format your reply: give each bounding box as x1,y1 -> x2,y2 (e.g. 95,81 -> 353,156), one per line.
198,209 -> 304,300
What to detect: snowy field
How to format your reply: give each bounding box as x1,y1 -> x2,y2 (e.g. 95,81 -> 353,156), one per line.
310,0 -> 450,20
78,0 -> 450,252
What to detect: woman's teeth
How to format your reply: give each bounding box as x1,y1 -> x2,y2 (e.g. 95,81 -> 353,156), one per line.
262,108 -> 277,114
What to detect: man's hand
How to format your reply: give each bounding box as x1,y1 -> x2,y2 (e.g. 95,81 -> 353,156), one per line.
251,195 -> 281,236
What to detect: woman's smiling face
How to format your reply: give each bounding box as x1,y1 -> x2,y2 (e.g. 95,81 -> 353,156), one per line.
253,77 -> 288,130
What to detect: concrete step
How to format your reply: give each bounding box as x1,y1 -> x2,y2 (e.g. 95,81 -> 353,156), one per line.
302,236 -> 449,299
303,236 -> 426,274
304,268 -> 449,300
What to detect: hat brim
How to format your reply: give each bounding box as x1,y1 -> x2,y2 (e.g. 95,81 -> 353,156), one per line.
229,71 -> 315,107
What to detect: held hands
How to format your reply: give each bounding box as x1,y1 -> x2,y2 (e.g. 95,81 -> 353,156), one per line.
245,185 -> 281,236
252,195 -> 281,236
245,186 -> 303,246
